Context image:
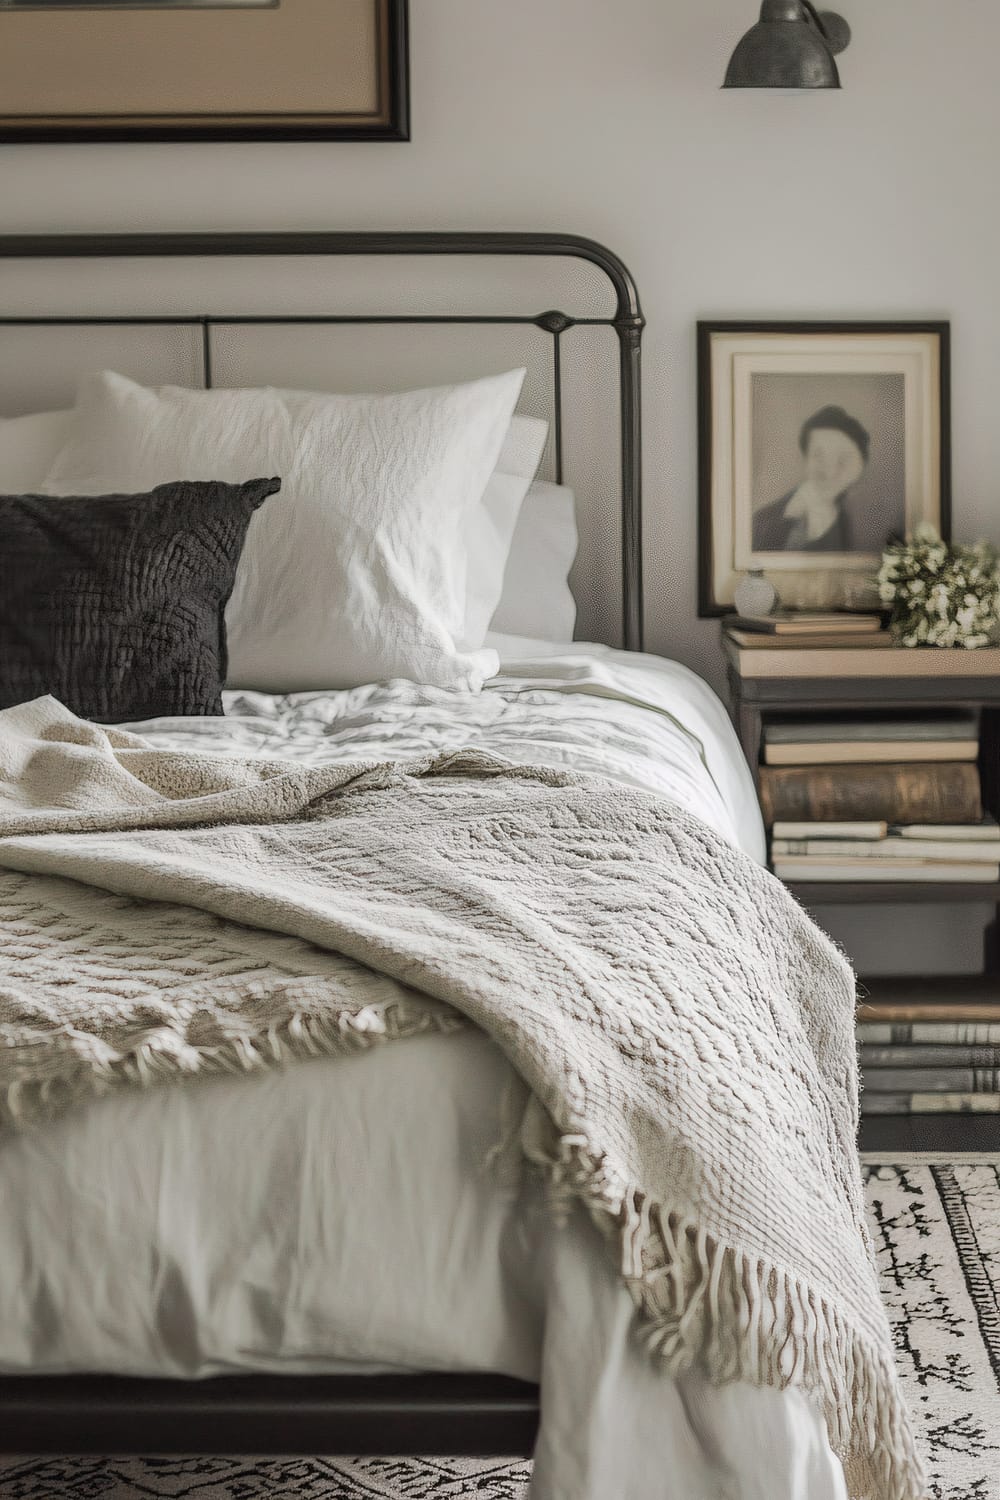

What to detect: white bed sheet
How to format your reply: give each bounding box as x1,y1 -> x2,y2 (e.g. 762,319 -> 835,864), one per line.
109,634 -> 766,863
0,645 -> 846,1498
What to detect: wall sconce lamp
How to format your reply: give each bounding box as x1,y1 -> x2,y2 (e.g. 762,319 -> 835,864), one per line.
723,1 -> 851,89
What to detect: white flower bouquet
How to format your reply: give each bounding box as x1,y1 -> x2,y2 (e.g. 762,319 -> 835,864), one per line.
877,522 -> 1000,648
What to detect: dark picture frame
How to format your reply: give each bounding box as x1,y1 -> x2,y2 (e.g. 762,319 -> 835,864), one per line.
0,0 -> 408,143
697,321 -> 951,617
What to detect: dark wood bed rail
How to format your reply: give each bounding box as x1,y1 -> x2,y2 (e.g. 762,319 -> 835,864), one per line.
0,1373 -> 539,1456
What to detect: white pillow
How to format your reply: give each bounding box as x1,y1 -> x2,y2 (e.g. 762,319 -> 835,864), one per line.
44,368 -> 526,693
462,413 -> 547,648
3,403 -> 547,651
0,409 -> 71,492
491,480 -> 578,641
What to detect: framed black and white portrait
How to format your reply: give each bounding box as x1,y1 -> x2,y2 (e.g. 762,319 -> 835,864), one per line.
697,322 -> 950,615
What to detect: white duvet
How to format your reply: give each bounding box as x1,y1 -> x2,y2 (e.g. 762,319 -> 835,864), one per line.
0,641 -> 848,1499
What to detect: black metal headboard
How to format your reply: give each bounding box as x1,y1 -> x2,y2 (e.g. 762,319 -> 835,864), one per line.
0,231 -> 645,651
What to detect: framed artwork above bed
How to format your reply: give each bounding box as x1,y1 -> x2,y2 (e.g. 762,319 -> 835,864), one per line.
698,320 -> 951,616
0,0 -> 409,142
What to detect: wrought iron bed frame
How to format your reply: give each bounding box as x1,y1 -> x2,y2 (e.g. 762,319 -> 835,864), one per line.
0,229 -> 644,1457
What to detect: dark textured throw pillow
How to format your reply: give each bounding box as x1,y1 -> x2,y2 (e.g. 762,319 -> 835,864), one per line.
0,476 -> 280,722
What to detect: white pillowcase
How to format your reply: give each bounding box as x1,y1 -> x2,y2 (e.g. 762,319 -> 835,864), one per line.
10,399 -> 568,646
490,479 -> 578,642
463,413 -> 547,648
0,403 -> 549,646
44,368 -> 526,693
0,409 -> 71,492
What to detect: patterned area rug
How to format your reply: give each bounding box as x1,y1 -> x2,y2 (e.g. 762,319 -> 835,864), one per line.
2,1158 -> 998,1500
863,1157 -> 1000,1500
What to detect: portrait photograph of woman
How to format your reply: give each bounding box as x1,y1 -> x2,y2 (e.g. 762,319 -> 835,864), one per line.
698,322 -> 949,615
749,374 -> 906,558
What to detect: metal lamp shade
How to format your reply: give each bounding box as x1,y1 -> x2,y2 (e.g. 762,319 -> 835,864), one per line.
724,1 -> 843,89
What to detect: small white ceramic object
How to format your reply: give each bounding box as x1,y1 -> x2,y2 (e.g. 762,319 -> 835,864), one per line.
734,569 -> 779,618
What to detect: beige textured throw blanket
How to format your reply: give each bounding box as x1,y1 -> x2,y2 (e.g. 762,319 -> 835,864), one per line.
0,698 -> 922,1500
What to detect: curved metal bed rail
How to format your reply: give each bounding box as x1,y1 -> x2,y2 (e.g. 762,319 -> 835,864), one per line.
0,230 -> 645,649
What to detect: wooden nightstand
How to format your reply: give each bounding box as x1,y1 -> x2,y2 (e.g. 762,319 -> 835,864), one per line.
723,630 -> 1000,1151
723,631 -> 1000,970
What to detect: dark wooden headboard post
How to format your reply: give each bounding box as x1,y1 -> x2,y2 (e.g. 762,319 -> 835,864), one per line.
0,230 -> 645,650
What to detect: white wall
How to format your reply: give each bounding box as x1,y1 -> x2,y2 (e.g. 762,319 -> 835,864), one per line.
0,0 -> 994,969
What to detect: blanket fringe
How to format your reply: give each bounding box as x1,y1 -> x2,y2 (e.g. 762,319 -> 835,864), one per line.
0,992 -> 465,1131
4,993 -> 924,1500
523,1125 -> 927,1500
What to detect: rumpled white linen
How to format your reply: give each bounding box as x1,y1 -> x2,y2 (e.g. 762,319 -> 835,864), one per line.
121,634 -> 766,863
0,643 -> 845,1499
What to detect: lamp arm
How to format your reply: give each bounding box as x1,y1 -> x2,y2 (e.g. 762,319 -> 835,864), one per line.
798,1 -> 851,55
799,0 -> 829,39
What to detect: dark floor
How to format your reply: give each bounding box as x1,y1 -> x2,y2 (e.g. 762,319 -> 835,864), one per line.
860,1114 -> 1000,1152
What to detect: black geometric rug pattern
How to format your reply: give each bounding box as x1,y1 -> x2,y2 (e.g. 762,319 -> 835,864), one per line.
0,1455 -> 532,1499
864,1159 -> 1000,1500
2,1160 -> 997,1500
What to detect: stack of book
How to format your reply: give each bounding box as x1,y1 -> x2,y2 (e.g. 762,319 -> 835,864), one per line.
724,610 -> 889,650
770,818 -> 1000,883
723,621 -> 1000,682
761,711 -> 997,883
858,975 -> 1000,1115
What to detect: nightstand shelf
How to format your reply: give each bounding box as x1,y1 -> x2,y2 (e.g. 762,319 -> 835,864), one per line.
786,881 -> 1000,905
724,629 -> 1000,1145
723,632 -> 1000,973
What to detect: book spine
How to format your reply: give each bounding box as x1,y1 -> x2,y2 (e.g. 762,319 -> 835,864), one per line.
772,837 -> 1000,861
772,821 -> 887,840
726,614 -> 881,634
897,822 -> 999,840
912,1023 -> 1000,1043
763,742 -> 977,766
759,762 -> 982,826
726,632 -> 893,650
766,716 -> 978,745
862,1067 -> 1000,1092
861,1092 -> 1000,1115
857,1003 -> 1000,1023
860,1044 -> 1000,1068
857,1022 -> 1000,1044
